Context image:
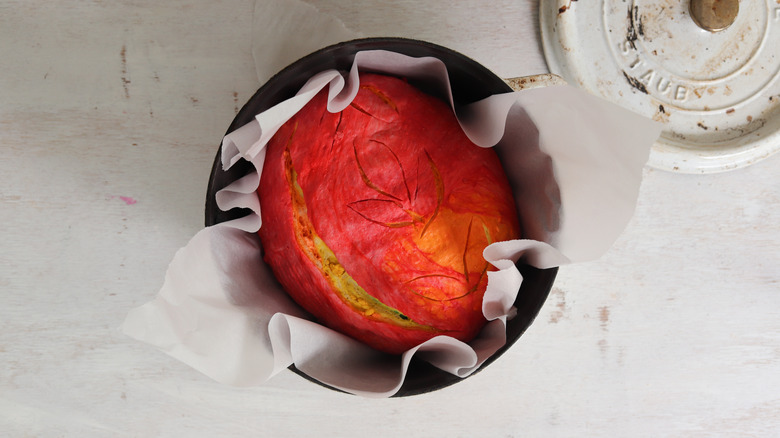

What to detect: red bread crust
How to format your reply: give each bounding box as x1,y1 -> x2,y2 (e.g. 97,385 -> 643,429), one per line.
258,73 -> 520,354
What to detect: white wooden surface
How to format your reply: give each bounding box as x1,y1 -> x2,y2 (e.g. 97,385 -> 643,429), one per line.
2,1 -> 778,436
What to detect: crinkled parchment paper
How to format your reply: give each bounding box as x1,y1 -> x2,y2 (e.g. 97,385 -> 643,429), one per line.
122,2 -> 661,398
123,50 -> 660,398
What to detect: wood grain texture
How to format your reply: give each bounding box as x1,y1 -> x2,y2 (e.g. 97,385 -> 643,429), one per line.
1,0 -> 778,436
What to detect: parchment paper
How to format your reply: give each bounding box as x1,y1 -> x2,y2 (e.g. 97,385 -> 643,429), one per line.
122,46 -> 661,397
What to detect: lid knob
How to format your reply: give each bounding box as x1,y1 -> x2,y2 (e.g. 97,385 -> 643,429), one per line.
689,0 -> 739,32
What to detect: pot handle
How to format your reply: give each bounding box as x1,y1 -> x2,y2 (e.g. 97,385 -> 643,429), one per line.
503,73 -> 566,92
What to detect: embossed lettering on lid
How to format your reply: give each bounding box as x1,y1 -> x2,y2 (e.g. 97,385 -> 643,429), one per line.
541,0 -> 780,173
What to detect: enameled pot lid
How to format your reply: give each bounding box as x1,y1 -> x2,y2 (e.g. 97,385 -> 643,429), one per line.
541,0 -> 780,173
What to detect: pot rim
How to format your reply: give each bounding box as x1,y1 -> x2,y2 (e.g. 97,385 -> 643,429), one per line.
204,37 -> 558,397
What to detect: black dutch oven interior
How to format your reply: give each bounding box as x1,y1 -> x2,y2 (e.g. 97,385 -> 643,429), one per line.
205,37 -> 558,397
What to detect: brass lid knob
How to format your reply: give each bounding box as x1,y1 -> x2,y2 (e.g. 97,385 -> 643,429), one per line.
690,0 -> 739,32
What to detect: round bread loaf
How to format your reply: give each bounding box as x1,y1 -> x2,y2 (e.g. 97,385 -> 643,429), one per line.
258,73 -> 520,354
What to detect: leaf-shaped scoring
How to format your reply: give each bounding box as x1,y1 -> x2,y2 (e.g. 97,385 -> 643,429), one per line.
346,198 -> 415,228
351,136 -> 444,237
352,139 -> 411,203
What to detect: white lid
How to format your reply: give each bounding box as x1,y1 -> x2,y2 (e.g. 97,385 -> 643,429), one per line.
540,0 -> 780,173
